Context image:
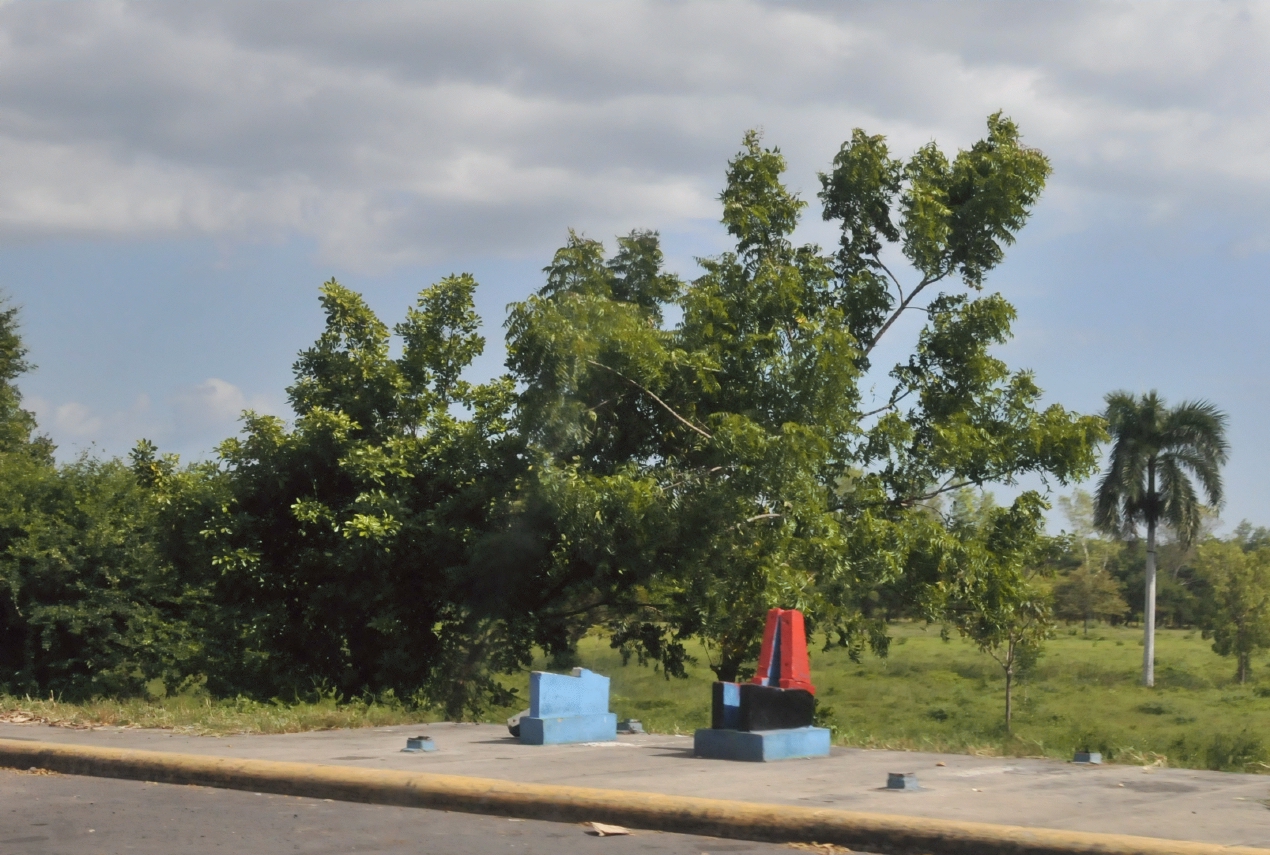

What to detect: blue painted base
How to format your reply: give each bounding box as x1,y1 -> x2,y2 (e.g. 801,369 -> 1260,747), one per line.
519,713 -> 617,745
693,726 -> 831,762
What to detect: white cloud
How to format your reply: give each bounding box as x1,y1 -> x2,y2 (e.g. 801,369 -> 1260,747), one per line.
46,400 -> 103,439
28,392 -> 150,455
29,380 -> 277,462
0,2 -> 1266,268
170,377 -> 271,438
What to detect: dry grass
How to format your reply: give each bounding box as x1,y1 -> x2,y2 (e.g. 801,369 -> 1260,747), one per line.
0,693 -> 431,736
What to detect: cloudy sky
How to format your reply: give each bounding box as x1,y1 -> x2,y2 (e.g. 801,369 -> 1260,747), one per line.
2,1 -> 1267,527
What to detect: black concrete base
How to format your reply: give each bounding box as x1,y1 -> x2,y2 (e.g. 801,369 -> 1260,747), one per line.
712,682 -> 815,732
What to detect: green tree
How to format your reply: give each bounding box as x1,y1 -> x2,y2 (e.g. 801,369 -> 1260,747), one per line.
1094,391 -> 1228,686
0,300 -> 51,459
201,276 -> 524,716
1231,520 -> 1270,552
0,455 -> 201,699
506,116 -> 1102,680
1052,566 -> 1127,633
1194,539 -> 1270,684
941,491 -> 1054,732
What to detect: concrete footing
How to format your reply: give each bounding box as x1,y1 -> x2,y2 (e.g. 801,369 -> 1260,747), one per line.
519,713 -> 617,745
693,726 -> 831,762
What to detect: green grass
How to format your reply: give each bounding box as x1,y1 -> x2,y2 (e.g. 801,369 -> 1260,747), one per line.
2,624 -> 1268,772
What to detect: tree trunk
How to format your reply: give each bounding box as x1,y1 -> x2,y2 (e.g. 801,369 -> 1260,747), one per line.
1143,515 -> 1157,688
1238,653 -> 1249,684
1004,664 -> 1013,734
712,650 -> 744,684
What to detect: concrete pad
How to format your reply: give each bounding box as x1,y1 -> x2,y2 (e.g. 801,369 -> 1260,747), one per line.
1,722 -> 1267,847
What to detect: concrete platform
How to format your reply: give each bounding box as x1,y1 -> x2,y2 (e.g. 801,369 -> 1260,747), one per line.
1,722 -> 1267,848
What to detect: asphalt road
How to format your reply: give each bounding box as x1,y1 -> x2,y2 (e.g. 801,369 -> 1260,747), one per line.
0,767 -> 800,855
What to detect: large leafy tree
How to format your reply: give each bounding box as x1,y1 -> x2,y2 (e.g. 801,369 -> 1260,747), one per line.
202,277 -> 523,716
1094,391 -> 1228,687
506,115 -> 1103,681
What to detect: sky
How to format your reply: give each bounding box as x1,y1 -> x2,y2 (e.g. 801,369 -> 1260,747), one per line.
1,1 -> 1268,528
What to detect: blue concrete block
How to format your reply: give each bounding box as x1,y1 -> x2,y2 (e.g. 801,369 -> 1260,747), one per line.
529,668 -> 611,718
692,726 -> 831,762
401,735 -> 437,753
887,772 -> 920,790
519,713 -> 618,745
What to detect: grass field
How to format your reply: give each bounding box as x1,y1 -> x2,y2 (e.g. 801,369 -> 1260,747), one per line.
1,624 -> 1267,772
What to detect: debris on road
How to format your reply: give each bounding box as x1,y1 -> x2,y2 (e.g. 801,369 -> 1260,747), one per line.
586,822 -> 631,836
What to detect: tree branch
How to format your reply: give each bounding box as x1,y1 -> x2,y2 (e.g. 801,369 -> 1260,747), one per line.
864,269 -> 946,357
745,513 -> 783,523
897,479 -> 975,506
539,598 -> 672,622
860,387 -> 915,419
586,360 -> 712,440
874,255 -> 905,305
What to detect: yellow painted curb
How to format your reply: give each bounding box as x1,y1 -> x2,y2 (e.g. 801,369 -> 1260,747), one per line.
0,738 -> 1262,855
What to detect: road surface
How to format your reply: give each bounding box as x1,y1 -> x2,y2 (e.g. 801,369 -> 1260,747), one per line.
0,766 -> 801,855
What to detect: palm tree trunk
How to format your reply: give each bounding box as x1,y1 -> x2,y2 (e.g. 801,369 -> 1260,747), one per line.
1143,517 -> 1157,687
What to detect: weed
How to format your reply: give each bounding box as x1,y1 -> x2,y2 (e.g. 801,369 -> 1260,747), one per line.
1204,732 -> 1266,772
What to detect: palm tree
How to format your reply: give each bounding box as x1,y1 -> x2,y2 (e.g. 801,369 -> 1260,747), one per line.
1094,391 -> 1228,687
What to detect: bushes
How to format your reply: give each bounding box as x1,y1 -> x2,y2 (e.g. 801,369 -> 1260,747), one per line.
1170,730 -> 1268,772
0,455 -> 198,700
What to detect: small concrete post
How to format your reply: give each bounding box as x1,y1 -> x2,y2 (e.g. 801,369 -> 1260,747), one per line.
401,736 -> 437,753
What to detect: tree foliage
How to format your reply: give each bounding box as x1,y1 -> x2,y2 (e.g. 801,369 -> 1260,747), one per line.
506,115 -> 1102,683
1194,539 -> 1270,684
939,491 -> 1054,732
198,277 -> 524,716
1052,490 -> 1126,632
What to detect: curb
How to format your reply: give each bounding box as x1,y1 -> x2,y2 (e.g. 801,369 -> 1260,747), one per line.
0,738 -> 1263,855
